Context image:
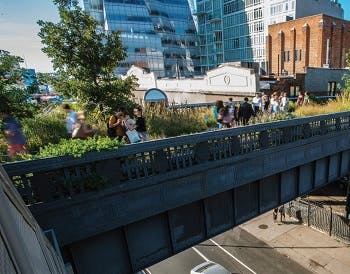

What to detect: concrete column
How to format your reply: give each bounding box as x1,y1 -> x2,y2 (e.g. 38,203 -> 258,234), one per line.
340,24 -> 345,68
278,30 -> 284,76
319,18 -> 326,67
266,34 -> 272,75
290,27 -> 296,75
302,23 -> 310,72
329,22 -> 335,68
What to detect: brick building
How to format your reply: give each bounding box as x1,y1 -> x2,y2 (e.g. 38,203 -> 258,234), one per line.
266,14 -> 350,76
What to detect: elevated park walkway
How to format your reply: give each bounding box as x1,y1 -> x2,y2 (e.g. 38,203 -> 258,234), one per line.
2,111 -> 350,273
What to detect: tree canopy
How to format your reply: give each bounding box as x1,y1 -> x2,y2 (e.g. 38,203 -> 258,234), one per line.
0,52 -> 38,118
38,0 -> 137,113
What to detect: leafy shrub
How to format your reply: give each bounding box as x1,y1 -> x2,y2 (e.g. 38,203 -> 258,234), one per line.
22,114 -> 66,153
27,136 -> 124,159
252,111 -> 296,124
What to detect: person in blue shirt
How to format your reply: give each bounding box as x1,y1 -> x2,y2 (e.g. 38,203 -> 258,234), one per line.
0,111 -> 27,158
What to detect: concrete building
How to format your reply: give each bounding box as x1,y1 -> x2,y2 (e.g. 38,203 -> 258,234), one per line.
125,63 -> 259,103
195,0 -> 343,74
82,0 -> 200,78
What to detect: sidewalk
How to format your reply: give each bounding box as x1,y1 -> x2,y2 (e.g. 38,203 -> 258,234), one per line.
240,211 -> 350,274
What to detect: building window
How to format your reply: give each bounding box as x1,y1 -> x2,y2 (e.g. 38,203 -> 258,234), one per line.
294,49 -> 299,61
233,38 -> 239,48
290,85 -> 300,97
299,49 -> 302,61
328,82 -> 337,96
283,51 -> 290,62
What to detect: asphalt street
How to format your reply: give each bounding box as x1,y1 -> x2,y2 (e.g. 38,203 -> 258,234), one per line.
149,226 -> 311,274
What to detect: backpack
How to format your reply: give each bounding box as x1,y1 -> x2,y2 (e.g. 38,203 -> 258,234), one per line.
107,121 -> 117,138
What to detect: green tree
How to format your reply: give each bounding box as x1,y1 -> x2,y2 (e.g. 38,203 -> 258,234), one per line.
38,0 -> 137,115
0,52 -> 39,118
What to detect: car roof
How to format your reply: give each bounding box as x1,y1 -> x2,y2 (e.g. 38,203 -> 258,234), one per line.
191,261 -> 231,274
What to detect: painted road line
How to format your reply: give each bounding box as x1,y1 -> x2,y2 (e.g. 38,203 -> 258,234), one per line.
209,239 -> 257,274
192,247 -> 210,262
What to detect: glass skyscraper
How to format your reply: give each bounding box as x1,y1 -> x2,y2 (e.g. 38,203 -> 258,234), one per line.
82,0 -> 200,77
196,0 -> 343,74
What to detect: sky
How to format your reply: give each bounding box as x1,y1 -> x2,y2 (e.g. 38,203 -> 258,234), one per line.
0,0 -> 349,73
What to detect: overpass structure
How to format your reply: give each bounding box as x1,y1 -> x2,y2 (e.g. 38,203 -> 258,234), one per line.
3,111 -> 350,274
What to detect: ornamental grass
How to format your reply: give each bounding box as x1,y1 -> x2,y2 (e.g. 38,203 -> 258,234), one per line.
294,95 -> 350,117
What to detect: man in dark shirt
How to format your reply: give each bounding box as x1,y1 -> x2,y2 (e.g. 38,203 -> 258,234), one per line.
133,106 -> 148,141
0,111 -> 27,157
238,97 -> 254,126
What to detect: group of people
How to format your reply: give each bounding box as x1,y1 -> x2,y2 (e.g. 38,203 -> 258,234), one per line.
296,91 -> 310,106
213,97 -> 255,128
107,106 -> 148,143
213,91 -> 301,128
64,104 -> 96,139
64,104 -> 148,144
252,91 -> 290,114
273,205 -> 286,223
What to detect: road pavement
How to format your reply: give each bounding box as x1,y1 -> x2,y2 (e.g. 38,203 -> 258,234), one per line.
149,227 -> 311,274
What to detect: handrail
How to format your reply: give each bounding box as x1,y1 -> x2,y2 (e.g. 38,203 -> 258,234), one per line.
168,96 -> 336,108
3,111 -> 350,206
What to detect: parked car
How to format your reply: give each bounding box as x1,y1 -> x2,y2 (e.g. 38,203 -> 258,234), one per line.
191,261 -> 232,274
134,270 -> 151,274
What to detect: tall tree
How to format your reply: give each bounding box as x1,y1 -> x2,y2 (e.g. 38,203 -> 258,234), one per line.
38,0 -> 137,113
0,53 -> 38,118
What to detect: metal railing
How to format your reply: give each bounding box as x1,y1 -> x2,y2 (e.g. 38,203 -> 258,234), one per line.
168,96 -> 336,109
3,111 -> 350,206
287,199 -> 350,242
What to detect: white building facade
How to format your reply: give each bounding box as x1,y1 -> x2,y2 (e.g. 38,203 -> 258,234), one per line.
126,64 -> 259,104
196,0 -> 343,74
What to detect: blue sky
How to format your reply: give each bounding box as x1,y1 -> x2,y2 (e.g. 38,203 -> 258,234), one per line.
0,0 -> 349,72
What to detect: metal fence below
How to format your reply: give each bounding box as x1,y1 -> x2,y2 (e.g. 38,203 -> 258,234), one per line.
287,199 -> 350,242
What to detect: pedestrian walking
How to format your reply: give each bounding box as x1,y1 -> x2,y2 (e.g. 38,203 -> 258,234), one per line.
279,205 -> 286,222
296,91 -> 304,106
63,104 -> 77,138
280,92 -> 289,112
273,208 -> 278,222
71,111 -> 96,139
238,97 -> 254,126
262,92 -> 270,111
303,91 -> 310,106
252,93 -> 262,115
214,100 -> 224,128
270,92 -> 280,113
0,110 -> 28,158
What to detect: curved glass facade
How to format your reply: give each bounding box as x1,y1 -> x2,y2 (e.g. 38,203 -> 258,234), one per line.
83,0 -> 200,77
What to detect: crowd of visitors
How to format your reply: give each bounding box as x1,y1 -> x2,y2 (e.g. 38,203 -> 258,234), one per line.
64,104 -> 149,144
212,91 -> 307,128
1,90 -> 313,158
107,106 -> 148,144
